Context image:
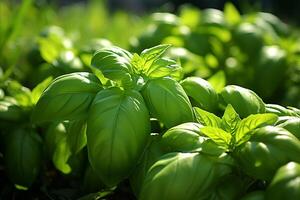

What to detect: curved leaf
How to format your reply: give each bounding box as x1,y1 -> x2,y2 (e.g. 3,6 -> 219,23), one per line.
142,77 -> 194,128
140,152 -> 233,200
87,87 -> 150,186
220,85 -> 265,118
91,46 -> 133,86
181,77 -> 219,112
32,72 -> 101,123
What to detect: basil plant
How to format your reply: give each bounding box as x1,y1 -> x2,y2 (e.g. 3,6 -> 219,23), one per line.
32,44 -> 194,186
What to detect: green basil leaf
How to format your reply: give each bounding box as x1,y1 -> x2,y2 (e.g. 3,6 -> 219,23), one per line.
162,122 -> 204,152
200,127 -> 232,149
235,113 -> 278,146
87,88 -> 150,186
66,119 -> 87,155
4,129 -> 42,188
181,77 -> 219,112
140,44 -> 171,66
52,135 -> 72,174
266,162 -> 300,200
253,46 -> 287,99
32,72 -> 101,123
44,122 -> 71,174
220,85 -> 265,118
277,118 -> 300,140
222,104 -> 241,133
31,76 -> 53,104
146,58 -> 182,80
233,126 -> 300,181
131,53 -> 145,73
142,77 -> 194,128
194,107 -> 222,127
91,46 -> 133,86
265,104 -> 298,117
140,152 -> 233,200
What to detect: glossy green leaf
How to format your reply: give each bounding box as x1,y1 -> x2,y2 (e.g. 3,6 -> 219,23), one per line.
162,122 -> 204,152
234,126 -> 300,181
87,87 -> 150,186
142,77 -> 194,128
220,85 -> 265,118
32,72 -> 101,123
181,77 -> 219,112
146,58 -> 182,80
200,126 -> 232,149
253,46 -> 287,99
138,44 -> 171,71
222,104 -> 241,133
140,152 -> 233,200
277,117 -> 300,140
31,76 -> 53,104
91,46 -> 133,86
266,162 -> 300,200
235,113 -> 278,145
194,107 -> 222,127
265,104 -> 298,117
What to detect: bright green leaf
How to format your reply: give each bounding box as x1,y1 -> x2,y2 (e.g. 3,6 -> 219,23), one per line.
194,107 -> 222,127
200,126 -> 232,149
87,88 -> 150,186
222,104 -> 241,133
235,114 -> 278,145
91,46 -> 133,86
140,44 -> 171,64
146,58 -> 182,80
53,135 -> 72,174
131,53 -> 145,73
32,72 -> 102,123
31,77 -> 53,104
